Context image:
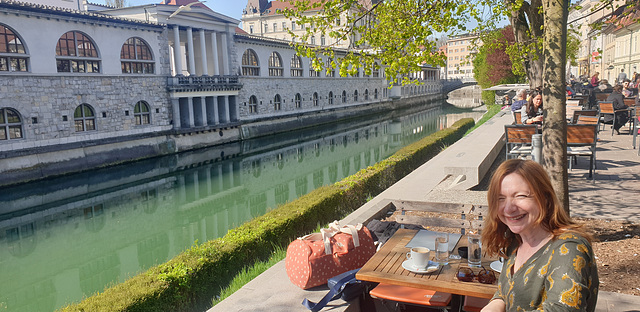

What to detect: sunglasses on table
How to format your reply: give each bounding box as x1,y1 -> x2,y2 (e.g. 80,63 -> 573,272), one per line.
456,267 -> 496,284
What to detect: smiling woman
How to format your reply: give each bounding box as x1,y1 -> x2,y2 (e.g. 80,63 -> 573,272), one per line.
481,159 -> 599,312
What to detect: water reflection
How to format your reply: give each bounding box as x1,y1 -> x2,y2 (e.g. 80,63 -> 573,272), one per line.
0,101 -> 484,312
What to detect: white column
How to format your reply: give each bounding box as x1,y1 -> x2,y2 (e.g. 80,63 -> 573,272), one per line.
201,96 -> 208,126
187,97 -> 194,127
173,26 -> 182,76
213,96 -> 220,124
171,98 -> 181,128
220,32 -> 229,75
210,31 -> 219,75
224,95 -> 230,123
186,27 -> 196,75
199,29 -> 208,76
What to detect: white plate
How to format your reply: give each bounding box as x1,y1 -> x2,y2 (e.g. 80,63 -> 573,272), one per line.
490,260 -> 503,273
402,260 -> 439,274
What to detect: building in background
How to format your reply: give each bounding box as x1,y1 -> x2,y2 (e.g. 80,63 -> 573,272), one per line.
446,33 -> 477,80
241,0 -> 381,49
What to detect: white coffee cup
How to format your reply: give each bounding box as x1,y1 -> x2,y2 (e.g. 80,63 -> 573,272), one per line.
406,247 -> 430,269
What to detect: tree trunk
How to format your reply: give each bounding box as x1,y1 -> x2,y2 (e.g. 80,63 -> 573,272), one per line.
542,0 -> 570,214
508,0 -> 544,87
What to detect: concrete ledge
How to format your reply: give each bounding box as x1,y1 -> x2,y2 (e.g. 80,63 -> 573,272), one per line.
443,110 -> 510,190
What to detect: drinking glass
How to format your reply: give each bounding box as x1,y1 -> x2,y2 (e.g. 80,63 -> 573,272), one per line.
467,233 -> 482,267
435,234 -> 449,265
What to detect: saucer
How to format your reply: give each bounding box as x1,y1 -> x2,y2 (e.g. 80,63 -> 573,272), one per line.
402,260 -> 439,274
490,260 -> 503,273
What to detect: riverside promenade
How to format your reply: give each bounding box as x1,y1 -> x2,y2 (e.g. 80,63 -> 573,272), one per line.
209,109 -> 640,312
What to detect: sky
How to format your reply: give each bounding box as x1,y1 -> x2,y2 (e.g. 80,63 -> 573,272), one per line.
95,0 -> 247,21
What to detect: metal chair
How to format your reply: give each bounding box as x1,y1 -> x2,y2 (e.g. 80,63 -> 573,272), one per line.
513,111 -> 522,125
369,283 -> 452,312
504,125 -> 537,159
598,101 -> 616,135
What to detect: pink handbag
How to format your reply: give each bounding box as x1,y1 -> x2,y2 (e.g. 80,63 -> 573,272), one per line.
285,221 -> 376,289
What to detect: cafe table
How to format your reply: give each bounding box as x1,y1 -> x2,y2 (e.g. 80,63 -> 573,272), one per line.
356,228 -> 500,299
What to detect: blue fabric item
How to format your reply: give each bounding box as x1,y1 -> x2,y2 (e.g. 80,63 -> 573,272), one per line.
302,268 -> 361,311
511,99 -> 527,112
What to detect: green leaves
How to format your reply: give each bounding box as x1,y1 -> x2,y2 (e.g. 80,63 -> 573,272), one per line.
283,0 -> 478,85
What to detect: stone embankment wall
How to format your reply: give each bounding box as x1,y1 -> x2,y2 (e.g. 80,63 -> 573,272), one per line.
0,91 -> 443,187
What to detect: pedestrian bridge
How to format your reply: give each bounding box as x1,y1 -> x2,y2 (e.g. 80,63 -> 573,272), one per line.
442,78 -> 478,93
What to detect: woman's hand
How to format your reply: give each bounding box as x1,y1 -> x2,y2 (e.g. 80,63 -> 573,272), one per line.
481,298 -> 506,312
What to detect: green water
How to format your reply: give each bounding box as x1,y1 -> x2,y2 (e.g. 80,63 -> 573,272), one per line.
0,101 -> 484,312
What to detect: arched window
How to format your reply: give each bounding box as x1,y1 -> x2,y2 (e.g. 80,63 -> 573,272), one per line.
374,88 -> 378,99
249,95 -> 258,113
313,92 -> 318,106
326,58 -> 335,77
0,24 -> 28,72
56,31 -> 100,73
74,104 -> 96,132
372,62 -> 380,77
364,89 -> 369,100
295,93 -> 302,108
273,94 -> 281,111
241,49 -> 260,76
354,90 -> 358,101
121,37 -> 154,74
268,51 -> 283,76
290,54 -> 303,77
134,101 -> 150,125
342,90 -> 347,103
309,60 -> 320,77
328,91 -> 333,105
0,108 -> 23,140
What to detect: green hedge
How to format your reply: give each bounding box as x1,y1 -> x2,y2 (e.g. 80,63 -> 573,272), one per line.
59,118 -> 475,312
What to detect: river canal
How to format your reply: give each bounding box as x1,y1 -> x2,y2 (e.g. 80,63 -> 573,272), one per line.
0,88 -> 483,312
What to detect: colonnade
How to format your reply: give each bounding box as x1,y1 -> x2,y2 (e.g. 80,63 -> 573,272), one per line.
171,95 -> 237,128
171,25 -> 230,76
169,25 -> 237,129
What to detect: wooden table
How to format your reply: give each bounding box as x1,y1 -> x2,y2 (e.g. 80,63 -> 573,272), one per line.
356,229 -> 499,299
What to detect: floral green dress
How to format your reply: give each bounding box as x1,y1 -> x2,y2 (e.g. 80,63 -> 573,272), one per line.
492,233 -> 599,311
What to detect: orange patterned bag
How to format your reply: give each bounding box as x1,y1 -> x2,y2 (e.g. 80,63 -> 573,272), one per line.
286,221 -> 376,289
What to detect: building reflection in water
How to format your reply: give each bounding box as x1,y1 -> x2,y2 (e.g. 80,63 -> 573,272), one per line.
0,102 -> 485,312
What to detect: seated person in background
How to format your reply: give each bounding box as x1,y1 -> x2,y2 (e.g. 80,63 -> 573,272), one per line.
605,84 -> 630,135
566,82 -> 576,98
510,89 -> 527,112
480,159 -> 599,312
521,89 -> 543,125
622,81 -> 633,97
597,79 -> 613,92
590,72 -> 600,87
502,94 -> 511,107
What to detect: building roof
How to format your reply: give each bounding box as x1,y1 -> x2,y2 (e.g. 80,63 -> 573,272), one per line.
162,0 -> 211,12
247,0 -> 378,16
0,0 -> 162,28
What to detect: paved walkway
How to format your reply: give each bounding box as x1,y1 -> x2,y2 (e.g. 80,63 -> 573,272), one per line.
209,111 -> 640,312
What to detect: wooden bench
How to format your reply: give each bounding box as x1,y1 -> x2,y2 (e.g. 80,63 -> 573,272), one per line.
567,124 -> 598,179
393,200 -> 486,235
